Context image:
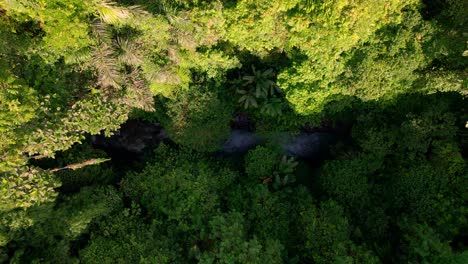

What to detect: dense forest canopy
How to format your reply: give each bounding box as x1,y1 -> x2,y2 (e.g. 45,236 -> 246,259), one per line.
0,0 -> 467,263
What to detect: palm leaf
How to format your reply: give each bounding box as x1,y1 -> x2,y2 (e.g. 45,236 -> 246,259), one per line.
121,69 -> 155,111
242,75 -> 255,81
96,0 -> 129,24
262,68 -> 274,77
115,37 -> 142,66
92,42 -> 122,90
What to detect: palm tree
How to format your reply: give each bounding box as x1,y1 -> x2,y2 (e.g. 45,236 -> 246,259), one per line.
237,89 -> 258,109
85,2 -> 155,111
235,65 -> 283,111
242,65 -> 282,98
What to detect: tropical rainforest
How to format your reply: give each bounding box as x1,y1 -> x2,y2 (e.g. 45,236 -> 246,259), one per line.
0,0 -> 467,263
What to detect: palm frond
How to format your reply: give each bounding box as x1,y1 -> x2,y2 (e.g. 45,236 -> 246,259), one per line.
64,48 -> 92,65
92,42 -> 122,90
126,5 -> 149,17
238,91 -> 258,109
90,22 -> 123,91
149,67 -> 184,87
96,0 -> 130,24
158,1 -> 179,16
115,37 -> 142,66
121,69 -> 155,111
93,21 -> 113,43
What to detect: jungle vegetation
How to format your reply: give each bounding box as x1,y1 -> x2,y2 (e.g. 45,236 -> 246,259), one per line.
0,0 -> 467,263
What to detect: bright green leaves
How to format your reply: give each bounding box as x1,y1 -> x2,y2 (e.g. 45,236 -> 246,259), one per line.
95,0 -> 131,24
1,0 -> 95,63
222,0 -> 291,57
277,0 -> 436,115
337,10 -> 437,100
185,50 -> 240,83
0,94 -> 126,211
0,79 -> 38,160
0,167 -> 60,211
219,0 -> 455,115
0,1 -> 132,211
0,1 -> 466,262
0,77 -> 38,130
24,96 -> 128,158
39,2 -> 93,62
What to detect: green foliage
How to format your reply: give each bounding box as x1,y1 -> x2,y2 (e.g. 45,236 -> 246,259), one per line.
0,0 -> 467,262
260,98 -> 284,117
1,186 -> 122,262
216,0 -> 464,115
301,200 -> 353,263
197,212 -> 283,264
1,0 -> 94,62
156,87 -> 233,152
237,88 -> 258,109
240,66 -> 280,100
430,194 -> 468,240
123,146 -> 237,233
390,164 -> 449,220
0,167 -> 60,211
80,205 -> 182,264
272,156 -> 298,190
24,96 -> 128,158
245,146 -> 298,189
320,155 -> 372,210
245,146 -> 280,179
0,79 -> 39,173
399,222 -> 468,264
233,184 -> 292,243
0,0 -> 134,212
318,93 -> 467,260
0,95 -> 127,211
235,65 -> 284,117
